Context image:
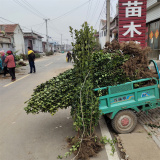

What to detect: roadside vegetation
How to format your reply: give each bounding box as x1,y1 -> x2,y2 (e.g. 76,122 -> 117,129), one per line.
24,22 -> 153,159
45,51 -> 54,56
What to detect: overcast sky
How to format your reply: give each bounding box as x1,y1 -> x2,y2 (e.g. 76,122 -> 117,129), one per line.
0,0 -> 118,44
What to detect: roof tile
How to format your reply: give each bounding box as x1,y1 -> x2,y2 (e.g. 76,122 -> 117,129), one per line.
0,24 -> 18,33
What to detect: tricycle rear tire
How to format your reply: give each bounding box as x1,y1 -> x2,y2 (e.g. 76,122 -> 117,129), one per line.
111,110 -> 137,134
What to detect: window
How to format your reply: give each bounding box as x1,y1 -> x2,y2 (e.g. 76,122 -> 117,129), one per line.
148,20 -> 160,50
154,21 -> 159,49
0,44 -> 3,48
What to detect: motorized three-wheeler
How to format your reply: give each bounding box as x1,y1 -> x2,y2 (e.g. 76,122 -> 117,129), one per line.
94,60 -> 160,134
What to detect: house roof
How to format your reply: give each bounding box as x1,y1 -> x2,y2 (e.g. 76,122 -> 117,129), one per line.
0,24 -> 18,33
101,15 -> 118,31
110,14 -> 118,24
24,32 -> 43,38
100,19 -> 106,26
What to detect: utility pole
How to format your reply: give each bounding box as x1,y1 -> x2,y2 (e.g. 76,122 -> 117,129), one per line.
106,0 -> 110,42
61,34 -> 63,52
66,39 -> 68,51
44,19 -> 50,52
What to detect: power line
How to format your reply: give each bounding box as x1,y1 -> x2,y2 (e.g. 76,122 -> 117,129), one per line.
0,17 -> 18,24
94,0 -> 106,28
50,0 -> 90,21
21,0 -> 48,19
13,0 -> 44,19
48,21 -> 61,35
0,19 -> 5,24
0,16 -> 62,43
0,16 -> 71,43
27,22 -> 44,27
102,6 -> 107,18
34,22 -> 45,32
89,0 -> 101,23
86,0 -> 93,21
48,21 -> 71,36
0,17 -> 46,37
110,2 -> 116,17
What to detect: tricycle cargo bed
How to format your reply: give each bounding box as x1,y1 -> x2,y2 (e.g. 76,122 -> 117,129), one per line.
94,78 -> 159,119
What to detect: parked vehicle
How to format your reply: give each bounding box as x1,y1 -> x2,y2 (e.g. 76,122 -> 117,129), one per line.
0,58 -> 3,73
94,60 -> 160,134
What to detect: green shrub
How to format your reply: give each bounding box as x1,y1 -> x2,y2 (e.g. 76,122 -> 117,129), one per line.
45,51 -> 54,56
14,55 -> 21,61
45,52 -> 50,56
35,53 -> 41,58
20,54 -> 28,60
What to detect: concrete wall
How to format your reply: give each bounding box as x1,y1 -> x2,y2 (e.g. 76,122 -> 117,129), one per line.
147,0 -> 158,8
99,31 -> 106,49
13,25 -> 25,55
33,39 -> 43,52
42,43 -> 53,52
24,39 -> 29,55
147,3 -> 160,23
0,36 -> 14,52
24,38 -> 43,54
99,21 -> 107,49
0,43 -> 13,53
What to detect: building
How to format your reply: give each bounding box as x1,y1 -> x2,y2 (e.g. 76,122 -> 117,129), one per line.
98,4 -> 119,49
49,42 -> 54,52
0,24 -> 25,55
147,0 -> 160,59
54,44 -> 61,52
64,44 -> 73,52
110,15 -> 118,42
0,31 -> 13,52
99,17 -> 119,49
99,19 -> 107,49
42,41 -> 54,52
24,32 -> 43,54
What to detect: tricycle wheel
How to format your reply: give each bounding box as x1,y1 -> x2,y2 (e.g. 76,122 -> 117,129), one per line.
111,110 -> 137,134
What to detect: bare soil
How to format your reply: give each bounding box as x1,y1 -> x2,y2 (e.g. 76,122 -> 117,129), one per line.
67,136 -> 104,160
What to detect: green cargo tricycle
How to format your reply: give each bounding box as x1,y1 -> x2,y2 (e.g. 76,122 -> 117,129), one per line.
94,60 -> 160,134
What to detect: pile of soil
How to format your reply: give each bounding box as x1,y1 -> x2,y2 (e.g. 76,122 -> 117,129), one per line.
67,136 -> 104,160
18,61 -> 27,66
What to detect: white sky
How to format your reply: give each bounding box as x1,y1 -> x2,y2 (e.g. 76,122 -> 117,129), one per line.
0,0 -> 118,44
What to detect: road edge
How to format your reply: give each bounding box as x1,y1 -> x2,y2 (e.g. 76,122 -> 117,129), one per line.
99,116 -> 120,160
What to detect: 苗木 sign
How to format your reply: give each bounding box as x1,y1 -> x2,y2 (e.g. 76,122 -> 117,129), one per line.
119,0 -> 147,47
